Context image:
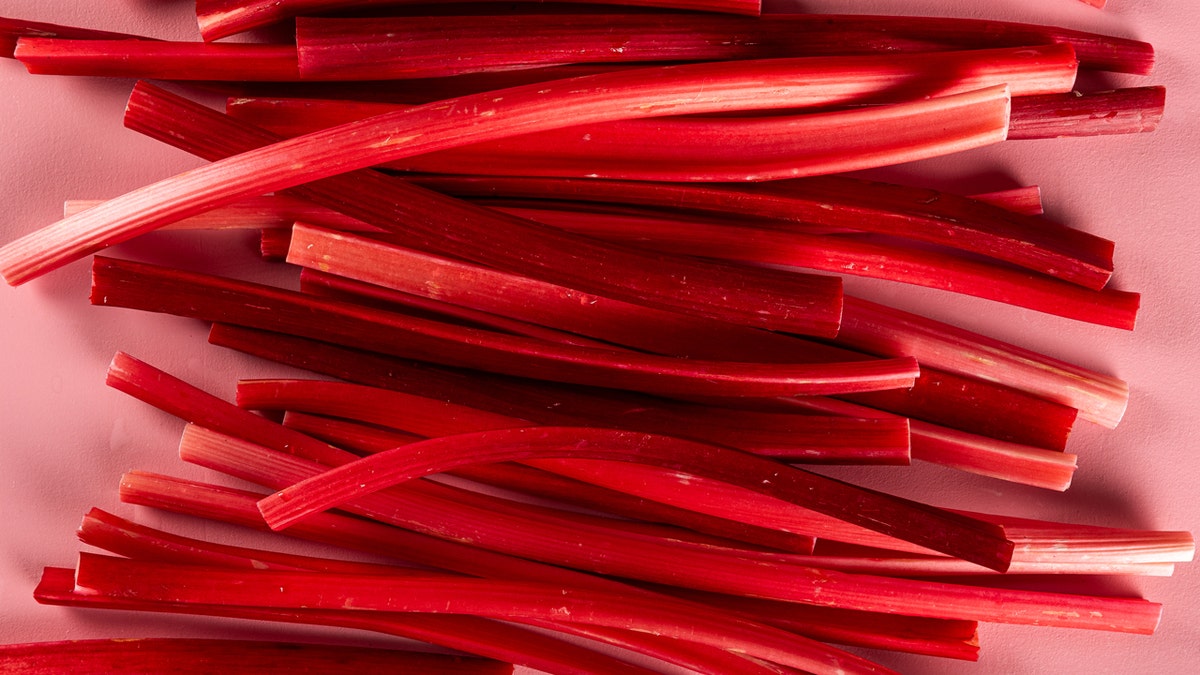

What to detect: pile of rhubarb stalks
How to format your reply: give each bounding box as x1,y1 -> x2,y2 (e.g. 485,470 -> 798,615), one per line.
0,1 -> 1194,674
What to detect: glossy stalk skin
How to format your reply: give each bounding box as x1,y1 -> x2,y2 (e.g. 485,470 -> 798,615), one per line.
451,204 -> 1138,329
0,637 -> 510,675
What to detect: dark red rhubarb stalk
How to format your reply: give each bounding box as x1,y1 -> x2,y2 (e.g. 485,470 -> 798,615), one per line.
402,206 -> 1138,328
182,427 -> 1165,632
418,174 -> 1114,290
292,13 -> 1136,78
0,48 -> 1066,290
1009,86 -> 1166,139
76,508 -> 789,675
248,84 -> 1011,181
92,256 -> 918,398
836,297 -> 1130,428
207,323 -> 1079,490
0,638 -> 507,675
117,471 -> 981,660
195,0 -> 763,42
73,552 -> 897,675
240,422 -> 1010,570
14,39 -> 309,81
285,230 -> 1077,454
238,376 -> 910,465
0,16 -> 154,58
32,568 -> 663,675
119,82 -> 845,337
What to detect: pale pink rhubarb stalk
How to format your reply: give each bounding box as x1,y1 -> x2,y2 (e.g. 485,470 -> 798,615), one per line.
0,46 -> 1072,290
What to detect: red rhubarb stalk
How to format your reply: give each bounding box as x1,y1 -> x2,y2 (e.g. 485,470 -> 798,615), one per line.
92,257 -> 919,398
0,47 -> 1070,289
837,296 -> 1130,428
0,638 -> 507,675
0,16 -> 154,58
238,376 -> 910,465
72,552 -> 898,675
249,84 -> 1012,181
1008,86 -> 1165,139
418,174 -> 1114,290
116,471 -> 982,660
32,567 -> 661,675
250,424 -> 1013,570
444,206 -> 1138,328
207,323 -> 1080,489
292,13 -> 1137,77
120,81 -> 845,337
76,508 -> 789,675
14,39 -> 306,81
195,0 -> 763,42
285,230 -> 1078,454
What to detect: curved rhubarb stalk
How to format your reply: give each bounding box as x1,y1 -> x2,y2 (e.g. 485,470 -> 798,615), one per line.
239,84 -> 1012,181
0,46 -> 1071,288
121,80 -> 844,337
254,425 -> 1013,571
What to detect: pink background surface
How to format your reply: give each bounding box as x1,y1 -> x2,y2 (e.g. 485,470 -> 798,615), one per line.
1,0 -> 1197,672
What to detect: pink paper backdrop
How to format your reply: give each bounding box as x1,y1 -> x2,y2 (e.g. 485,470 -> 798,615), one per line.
1,0 -> 1196,672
